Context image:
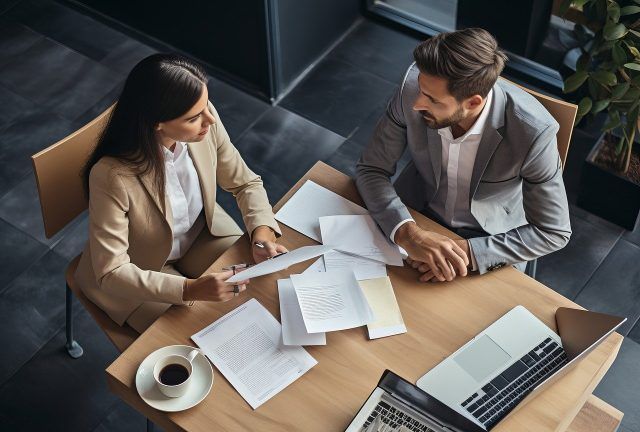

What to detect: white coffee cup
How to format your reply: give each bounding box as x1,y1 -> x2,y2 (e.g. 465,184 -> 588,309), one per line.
153,349 -> 200,398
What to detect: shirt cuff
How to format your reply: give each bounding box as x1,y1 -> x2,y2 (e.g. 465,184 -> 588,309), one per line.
468,240 -> 478,271
390,218 -> 415,244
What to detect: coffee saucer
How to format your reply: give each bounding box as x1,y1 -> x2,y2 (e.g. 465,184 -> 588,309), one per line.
136,344 -> 213,412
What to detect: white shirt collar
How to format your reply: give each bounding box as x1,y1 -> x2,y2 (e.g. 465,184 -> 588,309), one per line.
162,141 -> 186,161
438,88 -> 494,143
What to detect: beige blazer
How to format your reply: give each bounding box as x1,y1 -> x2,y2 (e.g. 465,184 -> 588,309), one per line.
75,102 -> 281,326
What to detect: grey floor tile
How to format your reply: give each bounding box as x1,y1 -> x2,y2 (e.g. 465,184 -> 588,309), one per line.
0,22 -> 43,67
623,213 -> 640,248
93,399 -> 148,432
72,81 -> 123,127
0,109 -> 76,197
0,250 -> 69,384
208,75 -> 271,142
0,83 -> 38,128
328,20 -> 419,83
0,173 -> 80,247
53,212 -> 89,262
235,106 -> 345,188
574,239 -> 640,335
0,37 -> 121,122
594,337 -> 640,432
0,307 -> 119,431
629,321 -> 640,345
100,38 -> 159,76
323,138 -> 366,178
537,204 -> 623,300
0,218 -> 49,292
5,0 -> 129,62
280,58 -> 396,137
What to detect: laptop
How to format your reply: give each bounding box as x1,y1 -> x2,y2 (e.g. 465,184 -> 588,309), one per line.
345,370 -> 485,432
416,306 -> 626,430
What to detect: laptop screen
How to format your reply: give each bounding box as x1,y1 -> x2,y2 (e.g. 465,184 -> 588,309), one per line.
379,370 -> 485,432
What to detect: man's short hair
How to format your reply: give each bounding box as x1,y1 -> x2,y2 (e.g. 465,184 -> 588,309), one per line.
413,28 -> 508,101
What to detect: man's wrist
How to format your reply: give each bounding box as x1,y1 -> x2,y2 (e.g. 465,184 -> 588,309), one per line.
394,221 -> 419,247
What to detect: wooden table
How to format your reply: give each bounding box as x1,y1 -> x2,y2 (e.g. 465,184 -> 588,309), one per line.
106,162 -> 623,431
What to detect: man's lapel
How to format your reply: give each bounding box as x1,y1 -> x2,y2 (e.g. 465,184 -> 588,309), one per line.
470,83 -> 506,199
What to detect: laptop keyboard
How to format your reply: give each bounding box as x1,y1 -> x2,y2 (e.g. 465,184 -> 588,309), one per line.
460,337 -> 568,429
362,400 -> 436,432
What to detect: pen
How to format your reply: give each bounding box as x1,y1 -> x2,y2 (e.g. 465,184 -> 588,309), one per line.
253,242 -> 288,259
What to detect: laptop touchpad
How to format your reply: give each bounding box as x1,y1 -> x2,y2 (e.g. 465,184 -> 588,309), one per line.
454,335 -> 512,383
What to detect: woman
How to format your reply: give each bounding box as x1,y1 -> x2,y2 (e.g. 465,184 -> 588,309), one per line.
75,53 -> 287,333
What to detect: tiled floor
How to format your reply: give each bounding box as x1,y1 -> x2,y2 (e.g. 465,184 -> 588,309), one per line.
0,1 -> 638,431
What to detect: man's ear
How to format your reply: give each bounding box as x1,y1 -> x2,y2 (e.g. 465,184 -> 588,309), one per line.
465,94 -> 484,111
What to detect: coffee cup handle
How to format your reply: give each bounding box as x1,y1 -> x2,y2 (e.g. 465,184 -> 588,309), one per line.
186,349 -> 200,363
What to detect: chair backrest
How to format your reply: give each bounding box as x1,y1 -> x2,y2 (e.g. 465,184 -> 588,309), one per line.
501,78 -> 578,170
32,106 -> 113,238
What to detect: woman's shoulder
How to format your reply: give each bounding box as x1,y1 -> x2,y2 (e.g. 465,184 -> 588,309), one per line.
89,156 -> 135,183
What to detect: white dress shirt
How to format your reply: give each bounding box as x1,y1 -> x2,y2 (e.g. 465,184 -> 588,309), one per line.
390,90 -> 494,270
163,142 -> 206,261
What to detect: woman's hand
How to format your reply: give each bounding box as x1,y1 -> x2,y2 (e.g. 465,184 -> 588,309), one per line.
183,270 -> 249,302
251,225 -> 288,263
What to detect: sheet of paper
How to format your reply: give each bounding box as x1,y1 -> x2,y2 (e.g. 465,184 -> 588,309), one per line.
226,244 -> 335,283
290,270 -> 375,333
275,180 -> 368,242
359,277 -> 407,339
191,299 -> 317,409
324,250 -> 387,280
303,257 -> 326,274
319,215 -> 403,266
278,279 -> 326,346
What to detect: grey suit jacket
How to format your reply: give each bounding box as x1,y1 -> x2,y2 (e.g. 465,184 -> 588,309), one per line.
356,64 -> 571,274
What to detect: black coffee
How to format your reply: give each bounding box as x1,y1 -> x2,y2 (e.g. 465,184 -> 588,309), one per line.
159,364 -> 189,386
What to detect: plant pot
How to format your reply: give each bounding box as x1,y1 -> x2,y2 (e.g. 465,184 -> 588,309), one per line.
577,133 -> 640,230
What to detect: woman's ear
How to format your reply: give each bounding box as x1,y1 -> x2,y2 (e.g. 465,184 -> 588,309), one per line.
155,123 -> 163,132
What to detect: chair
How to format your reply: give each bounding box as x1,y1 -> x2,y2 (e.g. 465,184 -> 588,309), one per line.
502,78 -> 578,278
31,105 -> 138,358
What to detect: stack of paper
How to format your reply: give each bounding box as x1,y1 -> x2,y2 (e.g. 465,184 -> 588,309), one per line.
359,277 -> 407,339
275,180 -> 368,242
192,299 -> 317,409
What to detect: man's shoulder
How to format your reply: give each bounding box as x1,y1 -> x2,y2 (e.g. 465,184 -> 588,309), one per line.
497,79 -> 558,135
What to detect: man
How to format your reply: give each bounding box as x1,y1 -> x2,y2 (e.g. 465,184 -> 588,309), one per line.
356,28 -> 571,282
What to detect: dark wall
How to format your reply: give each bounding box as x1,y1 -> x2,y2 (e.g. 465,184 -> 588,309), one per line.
274,0 -> 360,94
78,0 -> 272,98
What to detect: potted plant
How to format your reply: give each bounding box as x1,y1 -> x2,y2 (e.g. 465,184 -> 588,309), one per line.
560,0 -> 640,229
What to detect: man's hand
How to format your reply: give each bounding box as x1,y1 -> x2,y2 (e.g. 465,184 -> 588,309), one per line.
406,240 -> 470,282
251,225 -> 288,263
395,222 -> 469,282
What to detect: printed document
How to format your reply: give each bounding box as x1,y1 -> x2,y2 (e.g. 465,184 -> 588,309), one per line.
274,180 -> 367,242
303,257 -> 326,274
226,244 -> 335,283
324,250 -> 387,280
359,277 -> 407,339
319,215 -> 403,266
290,270 -> 375,333
191,299 -> 317,409
278,279 -> 326,346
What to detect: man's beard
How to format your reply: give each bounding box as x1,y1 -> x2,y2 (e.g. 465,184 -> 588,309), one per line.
420,105 -> 465,129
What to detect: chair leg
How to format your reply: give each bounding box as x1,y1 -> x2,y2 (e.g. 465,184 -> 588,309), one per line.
147,418 -> 154,432
65,283 -> 84,358
525,258 -> 538,280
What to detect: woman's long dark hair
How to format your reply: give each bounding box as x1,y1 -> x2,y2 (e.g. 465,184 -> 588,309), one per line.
83,53 -> 208,200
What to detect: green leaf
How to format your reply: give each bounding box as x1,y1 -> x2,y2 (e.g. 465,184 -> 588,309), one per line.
563,70 -> 589,93
603,22 -> 628,40
629,46 -> 640,58
611,82 -> 630,99
621,5 -> 640,15
612,43 -> 627,65
603,110 -> 621,131
592,98 -> 611,113
608,1 -> 621,22
577,52 -> 591,71
624,62 -> 640,70
578,97 -> 593,116
630,29 -> 640,38
558,0 -> 573,16
591,70 -> 618,86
